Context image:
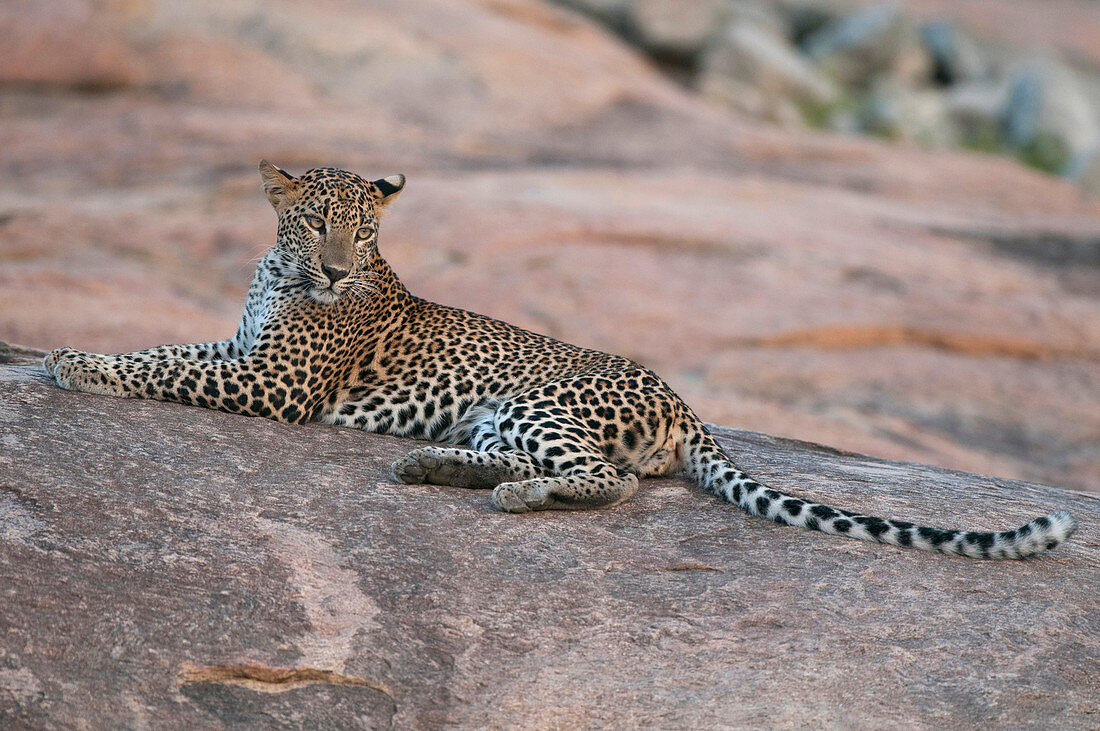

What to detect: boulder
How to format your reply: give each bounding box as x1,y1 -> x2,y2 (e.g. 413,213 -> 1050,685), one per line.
698,18 -> 839,126
1001,58 -> 1100,174
803,3 -> 928,88
789,1 -> 842,49
553,0 -> 631,30
846,0 -> 1100,72
626,0 -> 730,61
920,21 -> 990,87
1,357 -> 1097,726
1075,147 -> 1100,198
945,80 -> 1011,149
860,78 -> 959,147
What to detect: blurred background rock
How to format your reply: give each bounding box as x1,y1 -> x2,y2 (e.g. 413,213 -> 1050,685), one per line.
1,0 -> 1097,492
566,0 -> 1100,183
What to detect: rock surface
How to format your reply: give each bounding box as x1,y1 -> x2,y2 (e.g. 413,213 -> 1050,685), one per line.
1,357 -> 1098,727
1,0 -> 1099,497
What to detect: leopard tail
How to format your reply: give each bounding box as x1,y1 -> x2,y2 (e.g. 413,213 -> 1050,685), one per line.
682,424 -> 1076,559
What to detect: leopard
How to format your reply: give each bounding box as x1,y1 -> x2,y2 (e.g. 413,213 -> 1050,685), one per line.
44,161 -> 1077,559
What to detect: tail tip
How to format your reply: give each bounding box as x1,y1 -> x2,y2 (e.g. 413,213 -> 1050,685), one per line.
1018,511 -> 1077,557
1047,511 -> 1077,542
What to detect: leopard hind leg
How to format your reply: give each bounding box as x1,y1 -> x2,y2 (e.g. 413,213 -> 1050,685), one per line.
488,396 -> 640,512
491,466 -> 639,513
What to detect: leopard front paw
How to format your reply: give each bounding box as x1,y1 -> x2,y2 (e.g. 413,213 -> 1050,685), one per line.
393,447 -> 492,488
43,347 -> 77,376
50,351 -> 127,397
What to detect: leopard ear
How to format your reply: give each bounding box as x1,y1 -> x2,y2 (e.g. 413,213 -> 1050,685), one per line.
259,159 -> 298,210
373,174 -> 405,209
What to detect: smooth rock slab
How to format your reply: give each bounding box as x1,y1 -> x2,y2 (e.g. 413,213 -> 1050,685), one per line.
0,362 -> 1097,728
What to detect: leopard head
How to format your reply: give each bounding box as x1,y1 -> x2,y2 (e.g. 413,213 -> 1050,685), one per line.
259,160 -> 405,305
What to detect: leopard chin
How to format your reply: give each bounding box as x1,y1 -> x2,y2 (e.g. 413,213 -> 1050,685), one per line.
309,287 -> 340,305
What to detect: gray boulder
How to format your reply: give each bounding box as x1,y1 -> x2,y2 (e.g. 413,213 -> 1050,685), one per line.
1,353 -> 1097,727
804,3 -> 927,88
1073,147 -> 1100,197
945,79 -> 1011,149
699,18 -> 839,126
920,21 -> 990,86
1002,58 -> 1100,174
552,0 -> 631,30
861,78 -> 959,147
626,0 -> 731,61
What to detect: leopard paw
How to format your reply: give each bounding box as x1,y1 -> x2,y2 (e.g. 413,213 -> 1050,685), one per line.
491,479 -> 555,513
51,352 -> 126,397
43,347 -> 77,376
393,447 -> 501,488
392,449 -> 439,484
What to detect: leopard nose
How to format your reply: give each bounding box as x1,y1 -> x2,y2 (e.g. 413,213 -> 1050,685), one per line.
322,265 -> 349,285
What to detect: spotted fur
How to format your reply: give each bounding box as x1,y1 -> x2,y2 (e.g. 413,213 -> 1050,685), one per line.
45,163 -> 1077,559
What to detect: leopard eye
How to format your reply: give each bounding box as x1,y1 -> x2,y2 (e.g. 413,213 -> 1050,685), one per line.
355,226 -> 373,241
304,214 -> 326,233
